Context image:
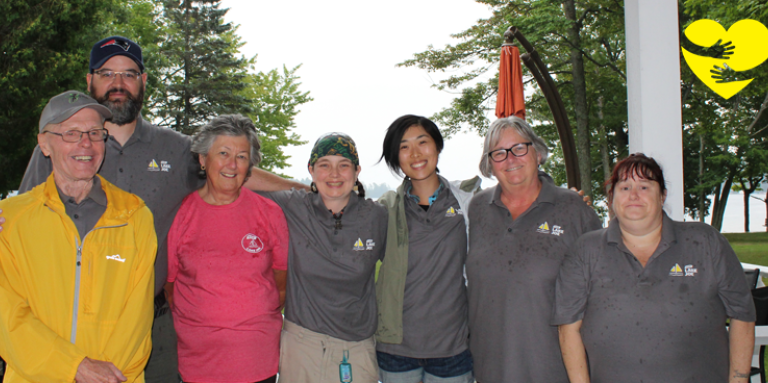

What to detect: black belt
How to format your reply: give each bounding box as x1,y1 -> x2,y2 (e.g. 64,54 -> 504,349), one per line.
154,292 -> 169,318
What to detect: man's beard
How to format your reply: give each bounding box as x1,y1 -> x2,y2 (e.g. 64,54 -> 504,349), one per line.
90,83 -> 145,126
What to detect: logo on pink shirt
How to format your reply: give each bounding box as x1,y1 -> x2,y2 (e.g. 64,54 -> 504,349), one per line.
242,233 -> 264,255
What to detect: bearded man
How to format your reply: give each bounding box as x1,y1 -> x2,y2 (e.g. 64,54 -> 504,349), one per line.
17,36 -> 304,383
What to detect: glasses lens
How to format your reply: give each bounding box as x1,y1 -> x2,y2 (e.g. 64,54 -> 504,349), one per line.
97,71 -> 114,79
511,144 -> 529,157
491,150 -> 508,162
62,130 -> 82,142
88,129 -> 108,141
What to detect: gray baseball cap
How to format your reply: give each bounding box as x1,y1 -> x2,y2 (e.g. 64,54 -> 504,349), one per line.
39,91 -> 112,132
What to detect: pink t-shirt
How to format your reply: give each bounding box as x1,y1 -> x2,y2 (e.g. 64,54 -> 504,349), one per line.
168,187 -> 288,383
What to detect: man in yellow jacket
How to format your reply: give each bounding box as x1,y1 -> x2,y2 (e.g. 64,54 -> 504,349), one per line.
0,90 -> 156,383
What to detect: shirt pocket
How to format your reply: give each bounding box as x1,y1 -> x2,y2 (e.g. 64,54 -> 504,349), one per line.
82,229 -> 137,316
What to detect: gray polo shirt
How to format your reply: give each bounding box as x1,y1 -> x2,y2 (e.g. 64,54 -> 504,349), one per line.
552,213 -> 756,383
466,175 -> 602,383
20,117 -> 203,296
377,177 -> 470,358
264,189 -> 387,341
56,176 -> 107,241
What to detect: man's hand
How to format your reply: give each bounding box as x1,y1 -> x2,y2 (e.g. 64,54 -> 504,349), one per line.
570,188 -> 592,206
75,357 -> 127,383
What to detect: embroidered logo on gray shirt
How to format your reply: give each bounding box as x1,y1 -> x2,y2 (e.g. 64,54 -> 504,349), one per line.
353,238 -> 375,251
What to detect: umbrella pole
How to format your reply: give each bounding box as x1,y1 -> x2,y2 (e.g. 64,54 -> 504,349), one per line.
504,27 -> 581,190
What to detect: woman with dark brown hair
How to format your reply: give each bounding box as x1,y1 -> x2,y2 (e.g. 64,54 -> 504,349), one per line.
554,153 -> 756,383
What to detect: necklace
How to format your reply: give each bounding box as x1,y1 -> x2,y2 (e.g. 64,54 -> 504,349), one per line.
331,210 -> 344,230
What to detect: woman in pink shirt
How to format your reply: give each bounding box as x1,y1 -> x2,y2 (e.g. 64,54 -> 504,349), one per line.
166,114 -> 289,383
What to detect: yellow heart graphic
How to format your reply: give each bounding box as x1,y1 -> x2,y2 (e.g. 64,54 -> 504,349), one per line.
681,19 -> 768,99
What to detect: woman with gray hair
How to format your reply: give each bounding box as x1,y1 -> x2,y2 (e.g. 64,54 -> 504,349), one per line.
465,116 -> 601,383
165,114 -> 289,383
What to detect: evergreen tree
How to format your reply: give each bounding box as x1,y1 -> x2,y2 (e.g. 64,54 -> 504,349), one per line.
154,0 -> 251,134
0,0 -> 135,197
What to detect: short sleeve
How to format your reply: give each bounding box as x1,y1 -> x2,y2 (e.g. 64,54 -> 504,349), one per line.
268,204 -> 289,271
552,239 -> 591,325
713,231 -> 756,322
258,189 -> 299,211
182,142 -> 205,193
167,197 -> 192,283
581,205 -> 603,233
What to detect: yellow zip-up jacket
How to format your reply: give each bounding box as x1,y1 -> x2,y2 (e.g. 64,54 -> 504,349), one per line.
0,174 -> 156,383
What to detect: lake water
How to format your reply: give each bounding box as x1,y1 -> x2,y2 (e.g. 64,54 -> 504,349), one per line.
693,192 -> 768,233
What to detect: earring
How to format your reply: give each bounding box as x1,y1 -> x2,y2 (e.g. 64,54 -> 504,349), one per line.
310,182 -> 318,193
353,180 -> 359,192
201,165 -> 206,171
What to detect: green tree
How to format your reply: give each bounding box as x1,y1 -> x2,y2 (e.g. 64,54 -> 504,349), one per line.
241,65 -> 312,174
0,0 -> 141,197
154,0 -> 250,134
680,0 -> 768,230
399,0 -> 627,203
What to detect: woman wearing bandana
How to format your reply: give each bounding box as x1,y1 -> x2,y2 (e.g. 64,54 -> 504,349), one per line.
262,133 -> 388,383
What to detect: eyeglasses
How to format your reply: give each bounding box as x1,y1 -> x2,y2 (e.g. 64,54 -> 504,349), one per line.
44,129 -> 109,143
488,142 -> 533,162
93,70 -> 142,82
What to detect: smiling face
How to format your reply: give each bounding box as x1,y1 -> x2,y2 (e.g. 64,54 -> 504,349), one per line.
86,55 -> 147,125
309,155 -> 361,207
611,171 -> 666,226
200,134 -> 252,196
490,128 -> 540,189
38,108 -> 106,188
398,125 -> 440,182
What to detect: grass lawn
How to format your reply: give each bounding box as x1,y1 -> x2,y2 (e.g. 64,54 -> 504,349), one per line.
723,232 -> 768,266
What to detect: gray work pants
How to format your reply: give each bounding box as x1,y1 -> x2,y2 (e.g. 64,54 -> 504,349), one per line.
144,304 -> 179,383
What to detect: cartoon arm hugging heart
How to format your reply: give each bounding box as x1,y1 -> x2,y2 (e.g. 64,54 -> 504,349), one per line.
681,19 -> 768,99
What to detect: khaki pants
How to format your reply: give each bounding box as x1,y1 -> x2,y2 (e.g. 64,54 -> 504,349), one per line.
278,320 -> 378,383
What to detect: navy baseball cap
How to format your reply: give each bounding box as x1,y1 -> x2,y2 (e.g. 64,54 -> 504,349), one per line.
90,36 -> 144,72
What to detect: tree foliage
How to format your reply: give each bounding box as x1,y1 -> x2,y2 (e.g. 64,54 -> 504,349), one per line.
680,0 -> 768,231
1,0 -> 312,197
241,65 -> 312,174
402,0 -> 768,230
399,0 -> 627,205
153,0 -> 251,134
0,0 -> 147,198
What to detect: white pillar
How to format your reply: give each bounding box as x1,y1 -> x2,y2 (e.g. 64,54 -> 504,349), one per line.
625,0 -> 685,220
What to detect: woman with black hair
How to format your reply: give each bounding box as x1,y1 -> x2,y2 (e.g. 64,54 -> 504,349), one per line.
375,115 -> 480,383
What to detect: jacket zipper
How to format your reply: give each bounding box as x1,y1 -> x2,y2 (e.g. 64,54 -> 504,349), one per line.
69,223 -> 128,345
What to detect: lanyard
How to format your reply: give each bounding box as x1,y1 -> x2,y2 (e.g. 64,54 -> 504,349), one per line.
339,349 -> 353,383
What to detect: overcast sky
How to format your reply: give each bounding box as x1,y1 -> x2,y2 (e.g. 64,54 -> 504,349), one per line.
214,2 -> 768,231
221,0 -> 497,188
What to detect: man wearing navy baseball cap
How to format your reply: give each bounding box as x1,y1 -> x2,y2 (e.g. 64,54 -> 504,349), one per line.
15,36 -> 307,383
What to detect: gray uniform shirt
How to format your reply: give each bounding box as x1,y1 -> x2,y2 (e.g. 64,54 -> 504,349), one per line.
552,214 -> 756,383
377,177 -> 469,358
265,189 -> 387,341
20,117 -> 203,295
466,175 -> 602,383
57,176 -> 107,241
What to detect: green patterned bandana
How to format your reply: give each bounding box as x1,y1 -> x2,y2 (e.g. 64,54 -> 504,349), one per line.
308,133 -> 359,167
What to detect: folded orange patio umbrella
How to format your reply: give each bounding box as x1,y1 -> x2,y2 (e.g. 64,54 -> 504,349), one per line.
496,45 -> 526,119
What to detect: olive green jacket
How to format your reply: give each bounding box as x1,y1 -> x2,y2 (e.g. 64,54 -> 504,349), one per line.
375,176 -> 482,344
